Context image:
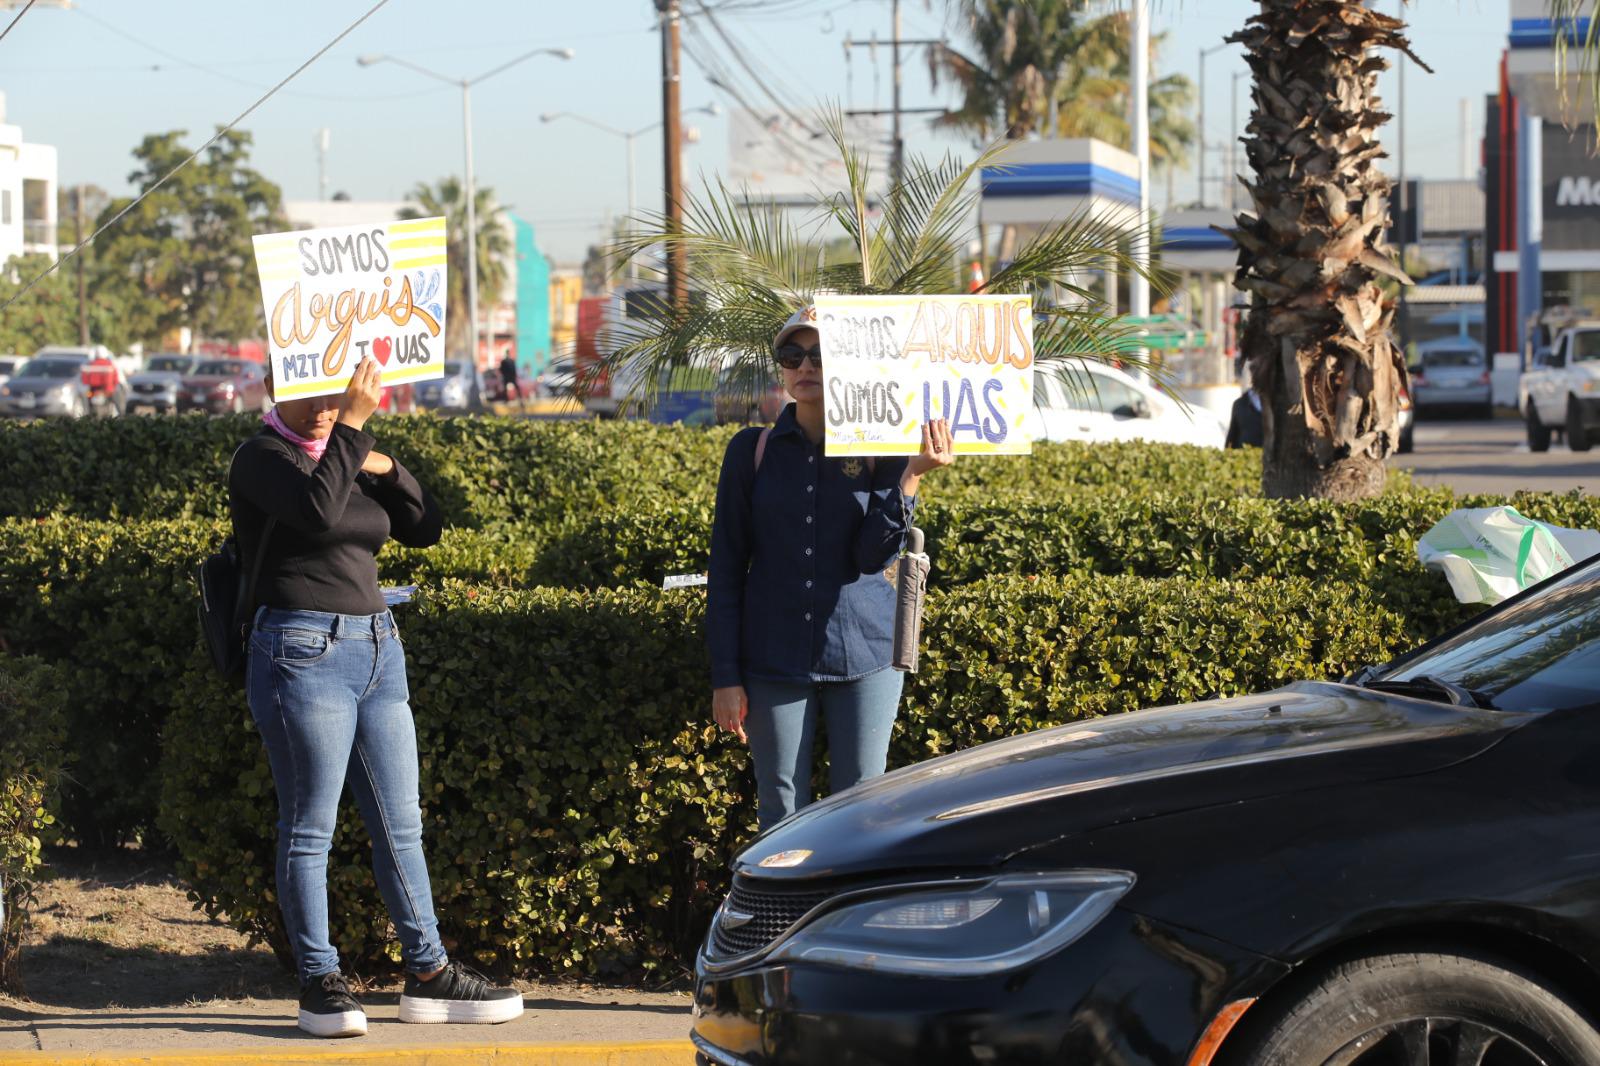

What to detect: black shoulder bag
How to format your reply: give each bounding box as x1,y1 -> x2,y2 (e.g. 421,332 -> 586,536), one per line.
198,516 -> 276,686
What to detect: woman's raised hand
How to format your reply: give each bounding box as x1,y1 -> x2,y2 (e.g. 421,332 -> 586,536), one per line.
712,685 -> 748,743
906,418 -> 956,478
337,357 -> 384,432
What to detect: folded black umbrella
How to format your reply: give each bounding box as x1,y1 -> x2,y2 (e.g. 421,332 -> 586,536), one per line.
893,527 -> 930,673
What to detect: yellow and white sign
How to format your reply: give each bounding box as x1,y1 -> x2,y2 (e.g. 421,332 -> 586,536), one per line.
816,294 -> 1034,456
252,217 -> 449,401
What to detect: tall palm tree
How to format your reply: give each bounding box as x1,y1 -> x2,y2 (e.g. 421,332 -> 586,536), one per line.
603,111 -> 1173,413
931,0 -> 1099,141
1224,3 -> 1428,499
1051,24 -> 1195,181
400,178 -> 511,357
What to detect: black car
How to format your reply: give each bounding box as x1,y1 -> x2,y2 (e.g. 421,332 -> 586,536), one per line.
694,559 -> 1600,1066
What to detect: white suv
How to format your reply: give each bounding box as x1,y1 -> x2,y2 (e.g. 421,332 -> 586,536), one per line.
1520,322 -> 1600,451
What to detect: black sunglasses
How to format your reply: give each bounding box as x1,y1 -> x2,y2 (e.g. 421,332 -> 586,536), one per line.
774,343 -> 823,370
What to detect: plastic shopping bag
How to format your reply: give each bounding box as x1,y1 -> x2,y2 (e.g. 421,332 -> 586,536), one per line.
1416,506 -> 1600,606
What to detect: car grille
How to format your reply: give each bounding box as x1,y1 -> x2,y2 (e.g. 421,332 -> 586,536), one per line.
708,880 -> 835,960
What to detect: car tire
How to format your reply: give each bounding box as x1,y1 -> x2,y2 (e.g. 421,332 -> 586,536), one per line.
1528,405 -> 1553,452
1397,424 -> 1414,454
1569,395 -> 1593,452
1479,401 -> 1495,421
1231,949 -> 1600,1066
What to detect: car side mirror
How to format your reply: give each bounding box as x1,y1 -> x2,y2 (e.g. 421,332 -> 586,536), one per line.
1132,398 -> 1153,419
1550,352 -> 1567,368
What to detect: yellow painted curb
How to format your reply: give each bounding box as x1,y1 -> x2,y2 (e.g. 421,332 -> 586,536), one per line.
0,1040 -> 694,1066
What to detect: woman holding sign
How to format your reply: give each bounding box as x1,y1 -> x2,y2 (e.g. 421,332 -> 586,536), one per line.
230,358 -> 523,1037
707,306 -> 956,830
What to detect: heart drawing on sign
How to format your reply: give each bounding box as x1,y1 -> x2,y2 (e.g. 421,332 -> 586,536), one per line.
372,337 -> 392,365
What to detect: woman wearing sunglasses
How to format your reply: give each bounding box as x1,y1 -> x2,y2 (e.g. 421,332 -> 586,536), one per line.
707,305 -> 955,830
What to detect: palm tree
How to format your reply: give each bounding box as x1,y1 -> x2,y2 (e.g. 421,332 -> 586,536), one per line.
400,178 -> 511,357
931,0 -> 1098,141
1224,4 -> 1428,499
602,111 -> 1173,414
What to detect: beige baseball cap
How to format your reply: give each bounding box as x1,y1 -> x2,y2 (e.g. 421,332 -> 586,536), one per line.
773,304 -> 820,350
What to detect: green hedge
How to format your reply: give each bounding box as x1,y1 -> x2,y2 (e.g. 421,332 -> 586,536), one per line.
157,572 -> 1408,978
0,656 -> 67,994
0,414 -> 1284,529
518,489 -> 1600,642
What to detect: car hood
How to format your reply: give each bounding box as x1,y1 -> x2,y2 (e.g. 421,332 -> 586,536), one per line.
735,682 -> 1526,881
6,376 -> 78,391
130,371 -> 183,386
180,375 -> 230,388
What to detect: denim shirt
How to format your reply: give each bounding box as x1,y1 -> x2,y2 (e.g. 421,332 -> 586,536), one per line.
707,404 -> 916,687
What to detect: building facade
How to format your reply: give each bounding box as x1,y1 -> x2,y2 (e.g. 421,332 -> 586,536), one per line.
0,93 -> 58,266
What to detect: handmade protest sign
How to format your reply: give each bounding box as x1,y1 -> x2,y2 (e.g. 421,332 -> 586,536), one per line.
252,217 -> 449,400
815,293 -> 1034,456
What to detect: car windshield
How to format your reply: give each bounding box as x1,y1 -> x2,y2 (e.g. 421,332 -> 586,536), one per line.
148,357 -> 190,372
443,361 -> 466,376
1573,332 -> 1600,362
1422,349 -> 1480,368
1379,560 -> 1600,712
19,360 -> 80,379
194,361 -> 240,375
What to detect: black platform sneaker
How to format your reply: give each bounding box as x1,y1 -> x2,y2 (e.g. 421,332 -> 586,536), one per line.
298,971 -> 367,1037
398,961 -> 524,1024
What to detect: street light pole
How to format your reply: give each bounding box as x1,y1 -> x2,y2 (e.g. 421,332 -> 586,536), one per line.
1198,42 -> 1230,209
358,47 -> 574,366
540,105 -> 719,283
1228,69 -> 1247,213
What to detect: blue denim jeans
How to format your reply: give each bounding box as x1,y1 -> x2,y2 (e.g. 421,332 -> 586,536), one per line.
744,668 -> 904,830
246,607 -> 448,983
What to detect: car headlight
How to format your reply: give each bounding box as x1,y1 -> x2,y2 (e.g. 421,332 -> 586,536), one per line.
764,870 -> 1134,977
1584,379 -> 1600,394
55,385 -> 75,399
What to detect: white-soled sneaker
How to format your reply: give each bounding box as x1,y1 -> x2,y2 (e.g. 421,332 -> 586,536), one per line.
298,971 -> 367,1037
398,960 -> 524,1024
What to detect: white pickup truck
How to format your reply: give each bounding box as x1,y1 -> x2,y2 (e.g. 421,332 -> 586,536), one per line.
1519,321 -> 1600,451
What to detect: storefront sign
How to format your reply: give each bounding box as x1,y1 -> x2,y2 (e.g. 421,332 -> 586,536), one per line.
253,217 -> 449,400
1543,125 -> 1600,249
815,294 -> 1035,457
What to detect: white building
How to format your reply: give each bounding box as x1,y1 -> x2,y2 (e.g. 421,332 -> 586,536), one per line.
0,92 -> 58,265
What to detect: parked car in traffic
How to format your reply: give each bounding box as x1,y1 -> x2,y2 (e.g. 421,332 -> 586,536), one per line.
1520,320 -> 1600,451
125,354 -> 197,415
0,354 -> 92,418
1034,361 -> 1227,448
178,359 -> 268,415
713,362 -> 789,425
415,360 -> 484,411
1411,337 -> 1492,419
535,356 -> 578,399
694,554 -> 1600,1066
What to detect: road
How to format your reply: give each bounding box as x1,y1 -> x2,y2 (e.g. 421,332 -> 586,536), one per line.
1396,415 -> 1600,496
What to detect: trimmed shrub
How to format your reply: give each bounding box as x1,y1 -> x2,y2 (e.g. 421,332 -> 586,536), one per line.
0,656 -> 68,994
158,572 -> 1410,978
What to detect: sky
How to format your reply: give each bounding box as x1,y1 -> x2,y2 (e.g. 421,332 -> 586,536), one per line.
2,0 -> 1513,264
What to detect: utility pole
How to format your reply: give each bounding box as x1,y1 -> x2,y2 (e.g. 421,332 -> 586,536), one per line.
1129,0 -> 1150,382
75,186 -> 87,345
891,0 -> 903,187
316,128 -> 330,201
659,0 -> 687,314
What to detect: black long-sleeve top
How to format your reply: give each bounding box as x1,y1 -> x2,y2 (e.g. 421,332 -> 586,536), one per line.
228,422 -> 443,616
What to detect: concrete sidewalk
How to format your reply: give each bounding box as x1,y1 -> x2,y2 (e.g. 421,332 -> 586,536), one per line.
0,985 -> 695,1065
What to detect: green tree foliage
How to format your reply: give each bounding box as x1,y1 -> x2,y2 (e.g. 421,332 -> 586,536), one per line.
0,254 -> 78,354
90,129 -> 284,350
400,178 -> 511,357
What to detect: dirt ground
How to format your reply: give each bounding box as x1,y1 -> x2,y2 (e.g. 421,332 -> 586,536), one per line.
1,844 -> 294,1011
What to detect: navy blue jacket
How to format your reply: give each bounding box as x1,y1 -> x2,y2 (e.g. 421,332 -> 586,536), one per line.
707,404 -> 916,688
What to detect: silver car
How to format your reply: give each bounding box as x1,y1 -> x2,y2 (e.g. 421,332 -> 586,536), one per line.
0,355 -> 92,418
1412,339 -> 1492,418
125,354 -> 197,415
416,359 -> 484,411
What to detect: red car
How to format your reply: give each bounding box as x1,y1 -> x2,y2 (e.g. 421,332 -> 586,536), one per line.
178,359 -> 268,415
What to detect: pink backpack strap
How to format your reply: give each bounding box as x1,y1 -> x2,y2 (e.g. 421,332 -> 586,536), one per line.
753,426 -> 772,472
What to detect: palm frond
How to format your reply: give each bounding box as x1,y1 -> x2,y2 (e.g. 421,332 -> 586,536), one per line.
599,107 -> 1178,415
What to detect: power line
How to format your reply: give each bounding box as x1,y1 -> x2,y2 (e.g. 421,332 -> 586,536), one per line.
0,0 -> 397,316
0,0 -> 37,44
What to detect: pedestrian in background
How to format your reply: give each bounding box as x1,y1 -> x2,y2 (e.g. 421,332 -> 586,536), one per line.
230,358 -> 523,1037
706,306 -> 955,831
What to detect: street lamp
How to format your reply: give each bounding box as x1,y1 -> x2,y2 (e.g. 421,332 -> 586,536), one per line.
539,104 -> 719,279
1228,68 -> 1248,213
358,46 -> 575,365
1197,41 -> 1231,209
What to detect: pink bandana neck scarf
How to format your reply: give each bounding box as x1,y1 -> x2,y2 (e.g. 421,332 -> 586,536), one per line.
263,406 -> 330,463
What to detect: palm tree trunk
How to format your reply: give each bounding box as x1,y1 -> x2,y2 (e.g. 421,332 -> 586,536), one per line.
1225,0 -> 1428,500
